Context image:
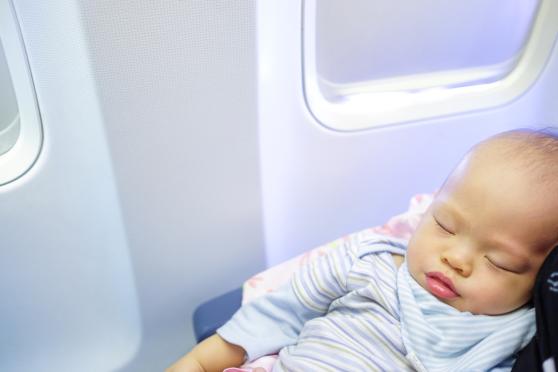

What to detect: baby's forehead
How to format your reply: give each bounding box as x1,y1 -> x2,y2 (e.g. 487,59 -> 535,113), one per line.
441,157 -> 558,249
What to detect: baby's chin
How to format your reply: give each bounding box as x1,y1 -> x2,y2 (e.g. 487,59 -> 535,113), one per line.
445,299 -> 531,316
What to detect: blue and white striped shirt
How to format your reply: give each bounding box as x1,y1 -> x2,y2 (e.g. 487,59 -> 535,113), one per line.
218,231 -> 534,371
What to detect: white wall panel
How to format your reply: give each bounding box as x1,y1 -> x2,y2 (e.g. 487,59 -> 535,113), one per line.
0,1 -> 264,371
1,1 -> 141,371
77,1 -> 265,370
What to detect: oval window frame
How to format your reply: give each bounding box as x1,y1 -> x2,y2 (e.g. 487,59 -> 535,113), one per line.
302,0 -> 558,131
0,0 -> 43,186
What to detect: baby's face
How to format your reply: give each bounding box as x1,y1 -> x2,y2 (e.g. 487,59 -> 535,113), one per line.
407,149 -> 558,315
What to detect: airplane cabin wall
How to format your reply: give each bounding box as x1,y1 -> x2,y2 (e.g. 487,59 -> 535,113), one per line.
0,1 -> 557,371
259,1 -> 558,266
1,1 -> 264,371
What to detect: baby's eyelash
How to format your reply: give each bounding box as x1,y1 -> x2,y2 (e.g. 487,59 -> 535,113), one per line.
434,217 -> 454,235
484,256 -> 516,274
485,256 -> 500,270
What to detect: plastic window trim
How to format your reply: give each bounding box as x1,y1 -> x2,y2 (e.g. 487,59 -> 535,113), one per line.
0,0 -> 43,186
302,0 -> 558,131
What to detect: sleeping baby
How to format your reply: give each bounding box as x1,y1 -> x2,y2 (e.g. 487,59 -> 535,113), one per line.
167,128 -> 558,371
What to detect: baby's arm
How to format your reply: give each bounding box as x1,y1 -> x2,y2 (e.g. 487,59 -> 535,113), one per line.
168,233 -> 401,371
165,334 -> 246,372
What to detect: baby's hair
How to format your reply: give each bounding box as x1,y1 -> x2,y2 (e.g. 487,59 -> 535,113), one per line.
473,127 -> 558,187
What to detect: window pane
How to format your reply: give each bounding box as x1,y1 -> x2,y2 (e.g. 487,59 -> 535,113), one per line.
315,0 -> 540,92
0,38 -> 19,156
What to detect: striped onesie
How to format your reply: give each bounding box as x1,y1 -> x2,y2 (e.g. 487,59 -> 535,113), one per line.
218,231 -> 534,371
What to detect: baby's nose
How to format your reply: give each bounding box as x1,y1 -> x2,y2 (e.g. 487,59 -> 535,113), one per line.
441,253 -> 472,277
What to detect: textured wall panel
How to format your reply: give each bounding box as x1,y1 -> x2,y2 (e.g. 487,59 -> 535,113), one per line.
2,1 -> 263,371
78,1 -> 264,370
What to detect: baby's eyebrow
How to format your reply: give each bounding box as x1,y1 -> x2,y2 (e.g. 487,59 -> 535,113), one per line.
434,201 -> 465,224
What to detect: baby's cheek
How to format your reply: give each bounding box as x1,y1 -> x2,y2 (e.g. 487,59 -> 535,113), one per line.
404,249 -> 421,278
470,278 -> 532,315
508,279 -> 535,309
465,289 -> 508,315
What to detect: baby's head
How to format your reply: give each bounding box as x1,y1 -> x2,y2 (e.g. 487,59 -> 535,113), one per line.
407,129 -> 558,315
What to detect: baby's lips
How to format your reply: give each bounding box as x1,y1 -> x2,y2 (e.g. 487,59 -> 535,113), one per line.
425,272 -> 459,299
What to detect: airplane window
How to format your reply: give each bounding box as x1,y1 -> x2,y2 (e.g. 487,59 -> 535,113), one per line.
0,1 -> 42,186
315,0 -> 539,93
0,40 -> 20,156
303,0 -> 556,131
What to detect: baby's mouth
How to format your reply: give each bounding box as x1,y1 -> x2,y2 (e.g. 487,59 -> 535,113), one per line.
425,272 -> 459,299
